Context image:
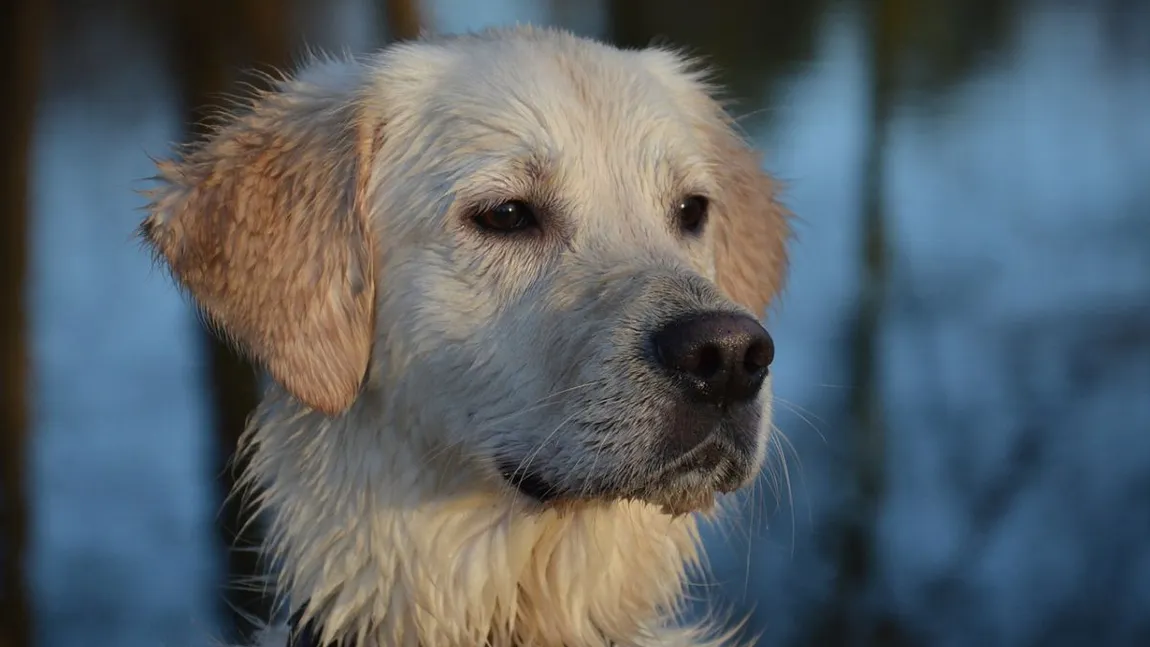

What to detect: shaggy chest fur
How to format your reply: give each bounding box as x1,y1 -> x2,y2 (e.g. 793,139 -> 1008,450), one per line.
243,394 -> 720,647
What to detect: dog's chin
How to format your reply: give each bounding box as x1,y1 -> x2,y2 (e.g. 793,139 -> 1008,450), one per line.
497,439 -> 759,517
642,443 -> 758,516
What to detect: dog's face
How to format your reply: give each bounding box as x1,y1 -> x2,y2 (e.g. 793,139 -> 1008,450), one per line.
142,28 -> 789,515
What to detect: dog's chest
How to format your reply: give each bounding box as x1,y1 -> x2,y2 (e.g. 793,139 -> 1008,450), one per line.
285,608 -> 577,647
285,611 -> 622,647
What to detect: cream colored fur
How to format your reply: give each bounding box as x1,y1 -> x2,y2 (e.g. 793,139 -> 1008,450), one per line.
243,389 -> 716,647
142,26 -> 789,647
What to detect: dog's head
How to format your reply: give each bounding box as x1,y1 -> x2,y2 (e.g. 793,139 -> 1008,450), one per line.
142,27 -> 789,515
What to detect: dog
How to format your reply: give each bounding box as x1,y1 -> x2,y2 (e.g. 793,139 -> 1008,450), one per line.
141,25 -> 789,647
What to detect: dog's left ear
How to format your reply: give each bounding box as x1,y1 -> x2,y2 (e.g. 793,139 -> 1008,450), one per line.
141,68 -> 380,415
706,123 -> 790,318
639,48 -> 790,318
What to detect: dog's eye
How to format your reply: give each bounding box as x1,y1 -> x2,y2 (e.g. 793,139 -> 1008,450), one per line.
677,195 -> 709,235
473,201 -> 538,233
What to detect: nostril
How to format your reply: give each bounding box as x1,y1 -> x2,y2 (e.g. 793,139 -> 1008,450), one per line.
742,334 -> 775,374
695,344 -> 723,379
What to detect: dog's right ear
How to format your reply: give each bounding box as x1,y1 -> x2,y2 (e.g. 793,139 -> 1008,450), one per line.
141,67 -> 380,416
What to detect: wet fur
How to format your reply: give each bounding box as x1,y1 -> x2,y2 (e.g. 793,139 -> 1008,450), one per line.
142,26 -> 789,647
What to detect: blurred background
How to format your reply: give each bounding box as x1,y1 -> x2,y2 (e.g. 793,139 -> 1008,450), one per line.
2,0 -> 1149,645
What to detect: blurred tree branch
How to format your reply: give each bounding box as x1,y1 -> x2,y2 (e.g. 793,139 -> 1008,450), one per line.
810,1 -> 1019,644
167,0 -> 293,641
811,0 -> 901,645
382,0 -> 423,41
605,0 -> 826,127
0,1 -> 46,646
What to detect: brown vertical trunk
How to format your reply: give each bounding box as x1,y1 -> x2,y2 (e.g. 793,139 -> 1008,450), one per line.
0,1 -> 46,646
167,0 -> 293,641
604,0 -> 648,48
816,1 -> 900,645
382,0 -> 423,41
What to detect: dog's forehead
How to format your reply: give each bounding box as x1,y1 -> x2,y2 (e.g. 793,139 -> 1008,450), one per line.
395,32 -> 716,207
446,38 -> 667,107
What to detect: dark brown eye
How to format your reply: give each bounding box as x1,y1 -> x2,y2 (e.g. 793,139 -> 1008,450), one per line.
677,195 -> 709,234
473,200 -> 538,233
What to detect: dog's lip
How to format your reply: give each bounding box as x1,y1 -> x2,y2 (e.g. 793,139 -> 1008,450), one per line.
667,439 -> 726,474
647,434 -> 752,497
654,431 -> 734,476
498,460 -> 561,503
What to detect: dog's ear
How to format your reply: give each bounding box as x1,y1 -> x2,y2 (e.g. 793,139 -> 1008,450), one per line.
141,68 -> 380,415
708,124 -> 790,318
637,48 -> 789,318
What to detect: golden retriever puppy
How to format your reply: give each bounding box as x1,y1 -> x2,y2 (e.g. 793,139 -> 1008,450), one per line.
141,25 -> 789,647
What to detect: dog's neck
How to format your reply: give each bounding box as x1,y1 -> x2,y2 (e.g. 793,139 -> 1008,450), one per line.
241,389 -> 722,647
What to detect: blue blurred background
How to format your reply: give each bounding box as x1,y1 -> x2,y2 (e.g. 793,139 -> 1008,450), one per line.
3,0 -> 1149,645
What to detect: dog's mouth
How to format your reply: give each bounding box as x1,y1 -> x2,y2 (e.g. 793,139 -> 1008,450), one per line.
645,436 -> 752,514
658,437 -> 743,486
499,461 -> 562,504
496,432 -> 755,513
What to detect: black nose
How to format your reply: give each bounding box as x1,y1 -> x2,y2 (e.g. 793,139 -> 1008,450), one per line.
651,312 -> 774,405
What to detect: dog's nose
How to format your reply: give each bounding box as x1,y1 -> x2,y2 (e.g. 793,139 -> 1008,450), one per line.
651,312 -> 774,405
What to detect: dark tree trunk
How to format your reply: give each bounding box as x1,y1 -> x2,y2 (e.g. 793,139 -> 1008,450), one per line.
382,0 -> 423,41
815,1 -> 899,645
0,1 -> 46,646
167,1 -> 293,641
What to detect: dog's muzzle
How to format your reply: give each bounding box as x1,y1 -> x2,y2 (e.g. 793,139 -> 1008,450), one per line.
501,309 -> 774,510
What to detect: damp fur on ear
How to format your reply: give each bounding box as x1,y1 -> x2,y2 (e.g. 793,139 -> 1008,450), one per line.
708,123 -> 791,318
140,63 -> 381,415
637,46 -> 791,318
